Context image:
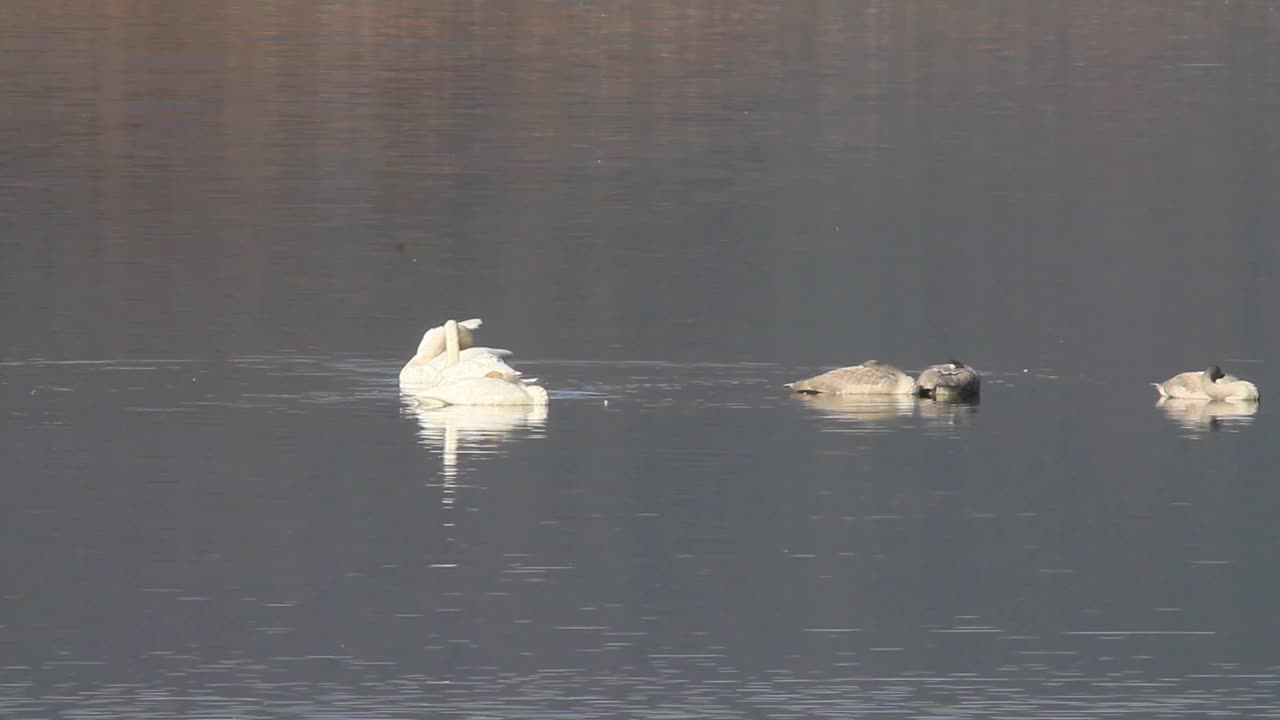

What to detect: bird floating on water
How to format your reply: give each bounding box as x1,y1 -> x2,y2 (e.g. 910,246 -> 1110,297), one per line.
786,358 -> 981,399
916,360 -> 981,399
785,360 -> 918,395
1153,365 -> 1259,402
400,318 -> 547,406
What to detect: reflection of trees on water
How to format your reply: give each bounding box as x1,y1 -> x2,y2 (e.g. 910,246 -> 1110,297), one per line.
45,2 -> 1278,361
402,396 -> 547,510
1157,397 -> 1258,432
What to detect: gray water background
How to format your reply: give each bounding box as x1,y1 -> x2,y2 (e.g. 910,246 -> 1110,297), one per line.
3,2 -> 1280,717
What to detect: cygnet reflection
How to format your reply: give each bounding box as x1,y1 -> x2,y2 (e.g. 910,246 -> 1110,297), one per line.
1156,397 -> 1258,432
917,397 -> 980,427
793,393 -> 917,431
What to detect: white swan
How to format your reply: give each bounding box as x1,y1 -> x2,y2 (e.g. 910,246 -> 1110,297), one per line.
1152,366 -> 1219,400
785,360 -> 918,395
399,318 -> 521,388
916,360 -> 980,399
405,319 -> 548,407
1205,371 -> 1260,401
1152,365 -> 1259,401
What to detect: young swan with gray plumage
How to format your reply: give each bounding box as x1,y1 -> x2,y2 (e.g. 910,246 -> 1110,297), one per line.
1152,365 -> 1224,400
916,360 -> 980,399
785,360 -> 918,395
1204,368 -> 1261,402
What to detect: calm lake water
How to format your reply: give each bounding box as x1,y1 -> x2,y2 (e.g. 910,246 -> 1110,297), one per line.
4,2 -> 1280,717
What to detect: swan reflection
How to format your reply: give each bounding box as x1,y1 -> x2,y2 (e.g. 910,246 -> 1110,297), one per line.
403,396 -> 548,486
794,392 -> 983,433
794,394 -> 916,431
1156,397 -> 1258,432
917,397 -> 980,427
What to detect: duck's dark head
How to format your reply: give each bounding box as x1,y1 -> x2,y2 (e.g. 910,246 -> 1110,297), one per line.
1205,365 -> 1225,382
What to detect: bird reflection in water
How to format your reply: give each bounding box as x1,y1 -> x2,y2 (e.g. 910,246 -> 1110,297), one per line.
402,395 -> 548,507
1156,397 -> 1258,432
917,396 -> 980,429
794,393 -> 980,433
794,394 -> 917,432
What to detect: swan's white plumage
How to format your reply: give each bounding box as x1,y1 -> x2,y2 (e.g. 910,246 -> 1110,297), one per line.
399,317 -> 547,406
412,376 -> 550,407
401,346 -> 521,388
400,318 -> 517,386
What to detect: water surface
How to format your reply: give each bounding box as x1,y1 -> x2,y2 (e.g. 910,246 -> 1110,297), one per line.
3,2 -> 1280,717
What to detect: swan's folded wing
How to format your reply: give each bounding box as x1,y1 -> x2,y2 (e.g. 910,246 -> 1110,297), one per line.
463,346 -> 512,359
415,377 -> 546,406
788,365 -> 894,394
1156,371 -> 1211,400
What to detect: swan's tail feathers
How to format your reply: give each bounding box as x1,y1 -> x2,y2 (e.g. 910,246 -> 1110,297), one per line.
459,318 -> 483,330
1152,382 -> 1168,398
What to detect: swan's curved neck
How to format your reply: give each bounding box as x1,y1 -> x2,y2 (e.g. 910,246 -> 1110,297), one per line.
415,328 -> 443,359
444,319 -> 461,367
